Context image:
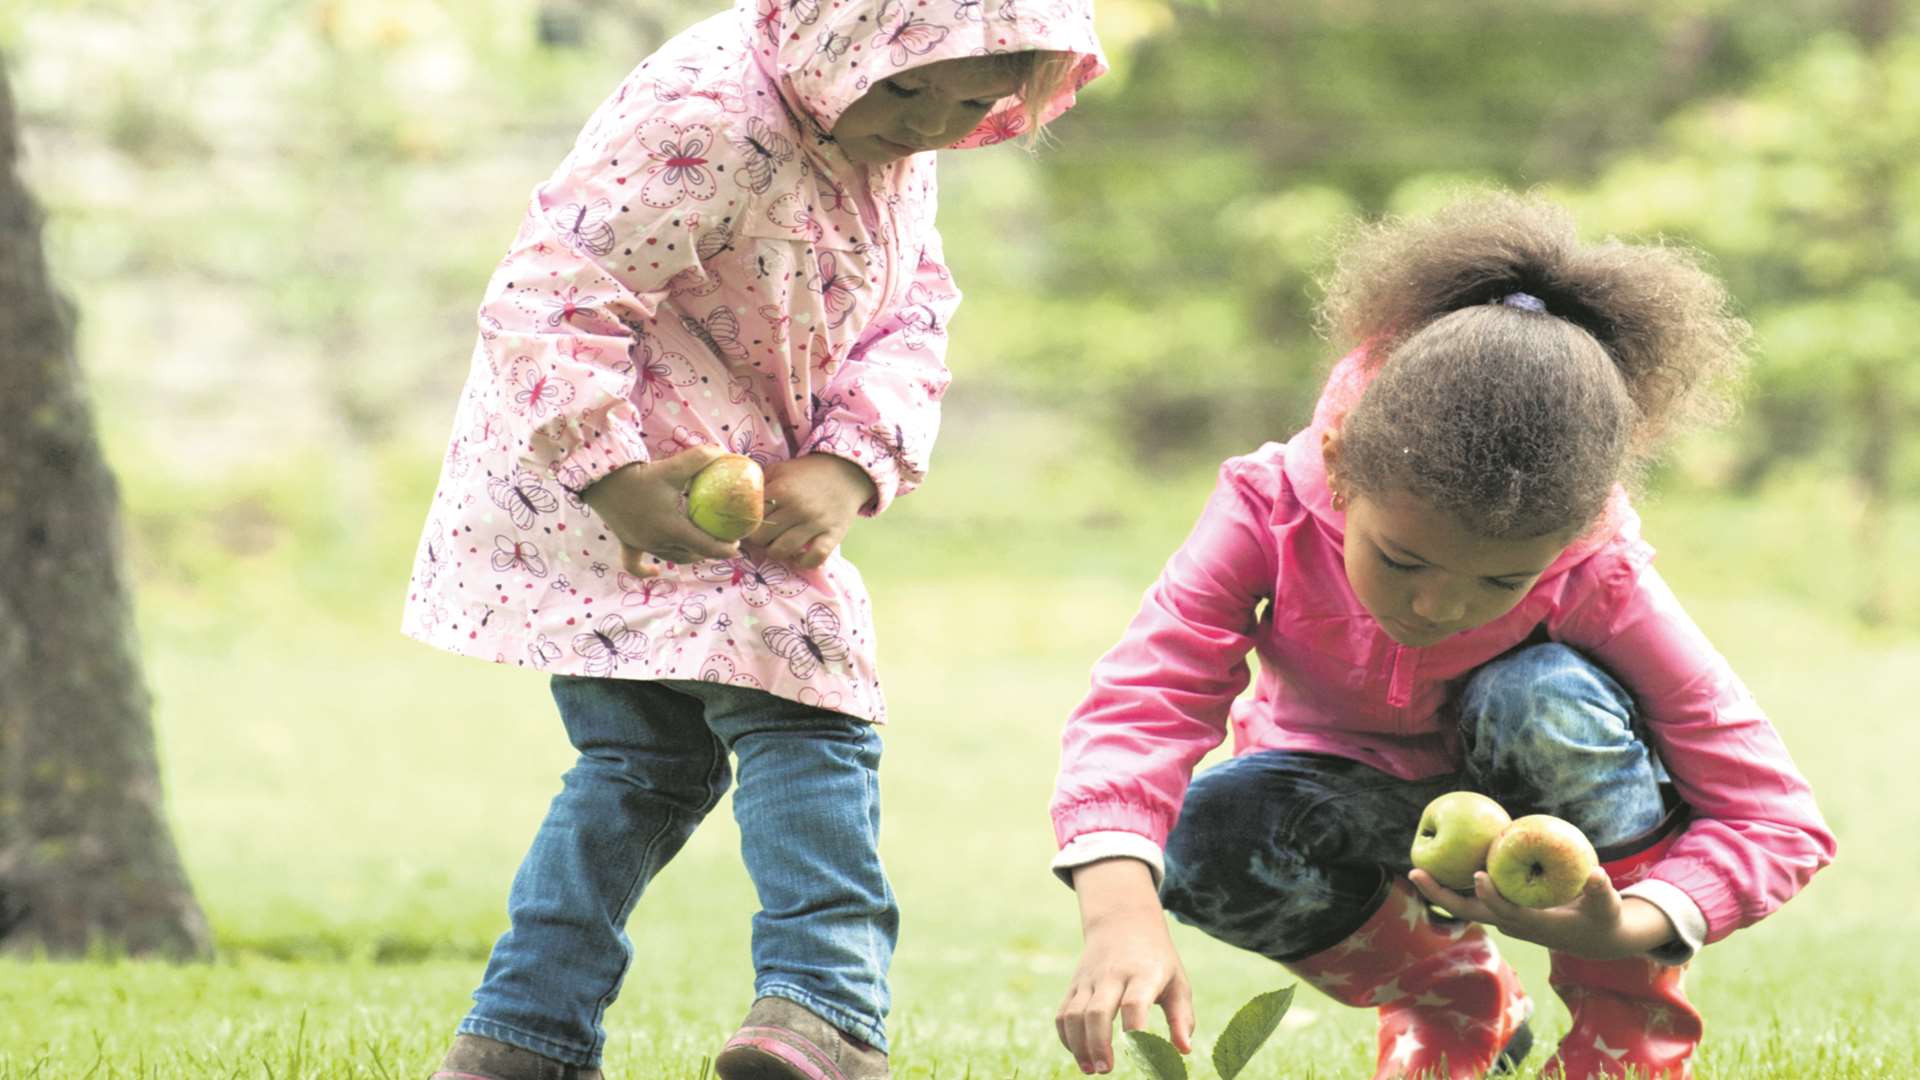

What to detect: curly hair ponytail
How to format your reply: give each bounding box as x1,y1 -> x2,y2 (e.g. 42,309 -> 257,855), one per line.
1320,193 -> 1751,538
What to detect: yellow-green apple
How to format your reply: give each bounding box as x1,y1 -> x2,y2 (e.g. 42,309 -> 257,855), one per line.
686,454 -> 765,542
1410,791 -> 1512,891
1485,814 -> 1599,908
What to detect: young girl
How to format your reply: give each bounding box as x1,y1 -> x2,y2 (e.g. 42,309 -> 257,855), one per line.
403,3 -> 1104,1078
1049,195 -> 1835,1079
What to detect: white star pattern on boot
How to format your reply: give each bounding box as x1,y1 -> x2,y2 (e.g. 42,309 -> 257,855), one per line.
1367,977 -> 1411,1005
1594,1035 -> 1629,1061
1645,1004 -> 1676,1032
1411,990 -> 1453,1008
1436,958 -> 1491,981
1331,929 -> 1377,957
1386,1029 -> 1426,1070
1400,898 -> 1427,932
1505,994 -> 1532,1029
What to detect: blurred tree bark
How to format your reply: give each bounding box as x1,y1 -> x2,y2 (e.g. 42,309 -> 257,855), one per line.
0,57 -> 212,958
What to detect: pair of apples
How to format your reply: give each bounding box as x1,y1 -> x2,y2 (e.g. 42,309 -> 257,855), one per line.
1410,792 -> 1600,909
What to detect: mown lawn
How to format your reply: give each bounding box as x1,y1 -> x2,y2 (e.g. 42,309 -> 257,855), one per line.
4,422 -> 1917,1078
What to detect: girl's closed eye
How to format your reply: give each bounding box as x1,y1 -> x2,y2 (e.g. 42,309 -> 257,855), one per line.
1377,551 -> 1422,573
882,79 -> 920,99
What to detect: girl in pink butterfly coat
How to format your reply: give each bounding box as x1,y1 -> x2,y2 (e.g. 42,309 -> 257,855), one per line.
405,4 -> 1105,1079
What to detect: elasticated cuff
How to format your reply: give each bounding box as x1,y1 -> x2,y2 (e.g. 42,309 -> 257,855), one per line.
1050,831 -> 1164,888
1622,878 -> 1708,965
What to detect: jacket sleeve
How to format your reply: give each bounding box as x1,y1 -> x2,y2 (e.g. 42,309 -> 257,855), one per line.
1050,458 -> 1279,856
798,229 -> 959,515
473,116 -> 712,492
1558,555 -> 1836,944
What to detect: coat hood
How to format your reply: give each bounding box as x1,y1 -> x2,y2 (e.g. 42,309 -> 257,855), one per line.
741,0 -> 1107,148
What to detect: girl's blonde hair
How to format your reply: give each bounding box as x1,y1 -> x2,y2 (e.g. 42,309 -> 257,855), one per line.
1320,192 -> 1751,538
987,49 -> 1082,147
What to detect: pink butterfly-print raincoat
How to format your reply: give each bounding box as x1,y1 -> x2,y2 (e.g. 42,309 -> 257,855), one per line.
402,0 -> 1107,721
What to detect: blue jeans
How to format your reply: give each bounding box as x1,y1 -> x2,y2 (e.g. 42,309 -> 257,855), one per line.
1160,643 -> 1670,962
460,677 -> 897,1067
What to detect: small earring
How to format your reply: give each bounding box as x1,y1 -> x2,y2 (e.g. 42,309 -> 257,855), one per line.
1331,491 -> 1348,512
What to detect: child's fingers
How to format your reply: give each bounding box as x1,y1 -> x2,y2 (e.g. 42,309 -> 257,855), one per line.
656,443 -> 729,485
1077,981 -> 1125,1073
659,517 -> 745,562
1408,869 -> 1476,917
792,530 -> 837,569
1161,969 -> 1197,1054
1055,986 -> 1098,1073
620,546 -> 660,579
1472,871 -> 1523,922
1573,868 -> 1620,918
1117,982 -> 1156,1036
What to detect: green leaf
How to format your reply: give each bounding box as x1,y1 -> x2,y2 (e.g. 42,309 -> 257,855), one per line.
1123,1029 -> 1189,1080
1210,985 -> 1296,1080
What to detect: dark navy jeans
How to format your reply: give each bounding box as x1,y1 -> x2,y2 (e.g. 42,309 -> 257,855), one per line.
1160,644 -> 1668,962
460,677 -> 896,1067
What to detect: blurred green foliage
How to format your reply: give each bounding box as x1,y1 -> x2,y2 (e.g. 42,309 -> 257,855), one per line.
4,0 -> 1916,622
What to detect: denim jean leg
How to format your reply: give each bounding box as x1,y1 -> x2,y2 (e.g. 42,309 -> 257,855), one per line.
1161,750 -> 1454,962
1457,643 -> 1665,847
462,677 -> 732,1067
689,682 -> 897,1052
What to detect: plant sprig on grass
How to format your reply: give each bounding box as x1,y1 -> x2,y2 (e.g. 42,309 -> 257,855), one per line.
1124,986 -> 1296,1080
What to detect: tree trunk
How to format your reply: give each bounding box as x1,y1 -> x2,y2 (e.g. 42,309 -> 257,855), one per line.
0,57 -> 212,959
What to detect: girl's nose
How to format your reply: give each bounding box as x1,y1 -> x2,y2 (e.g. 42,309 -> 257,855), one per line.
1410,586 -> 1467,626
904,102 -> 951,139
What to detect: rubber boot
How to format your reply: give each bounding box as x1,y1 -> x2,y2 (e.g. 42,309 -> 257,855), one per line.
1546,802 -> 1703,1079
1287,877 -> 1534,1079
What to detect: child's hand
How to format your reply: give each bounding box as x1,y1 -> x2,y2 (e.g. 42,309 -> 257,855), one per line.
580,446 -> 744,577
1408,867 -> 1678,960
1057,860 -> 1196,1075
746,454 -> 876,569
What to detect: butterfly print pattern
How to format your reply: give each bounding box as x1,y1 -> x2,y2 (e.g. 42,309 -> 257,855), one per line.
507,357 -> 578,419
764,603 -> 851,679
550,199 -> 617,257
402,0 -> 1106,722
573,614 -> 648,676
488,468 -> 561,529
731,116 -> 796,194
872,0 -> 950,68
637,120 -> 720,209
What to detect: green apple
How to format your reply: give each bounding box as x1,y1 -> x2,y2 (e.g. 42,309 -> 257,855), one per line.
1410,791 -> 1512,891
686,454 -> 765,542
1485,813 -> 1599,908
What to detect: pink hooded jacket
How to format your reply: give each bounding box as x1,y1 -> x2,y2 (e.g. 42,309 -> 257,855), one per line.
1052,351 -> 1835,949
402,1 -> 1105,719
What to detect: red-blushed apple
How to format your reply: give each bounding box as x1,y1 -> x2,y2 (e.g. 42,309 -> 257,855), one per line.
686,454 -> 765,542
1485,813 -> 1599,908
1410,791 -> 1513,891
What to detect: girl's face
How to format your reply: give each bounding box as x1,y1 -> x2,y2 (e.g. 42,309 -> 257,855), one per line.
1339,489 -> 1570,648
831,57 -> 1024,164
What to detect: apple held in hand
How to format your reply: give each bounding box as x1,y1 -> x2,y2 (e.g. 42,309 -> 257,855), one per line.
1410,791 -> 1512,891
686,454 -> 766,542
1485,814 -> 1599,908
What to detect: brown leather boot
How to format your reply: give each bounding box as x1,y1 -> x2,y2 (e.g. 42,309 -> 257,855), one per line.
431,1034 -> 603,1080
714,997 -> 889,1080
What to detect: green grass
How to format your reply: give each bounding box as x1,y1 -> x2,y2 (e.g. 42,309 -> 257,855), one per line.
6,414 -> 1919,1077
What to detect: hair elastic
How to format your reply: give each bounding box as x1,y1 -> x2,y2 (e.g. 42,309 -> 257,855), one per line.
1498,291 -> 1547,313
